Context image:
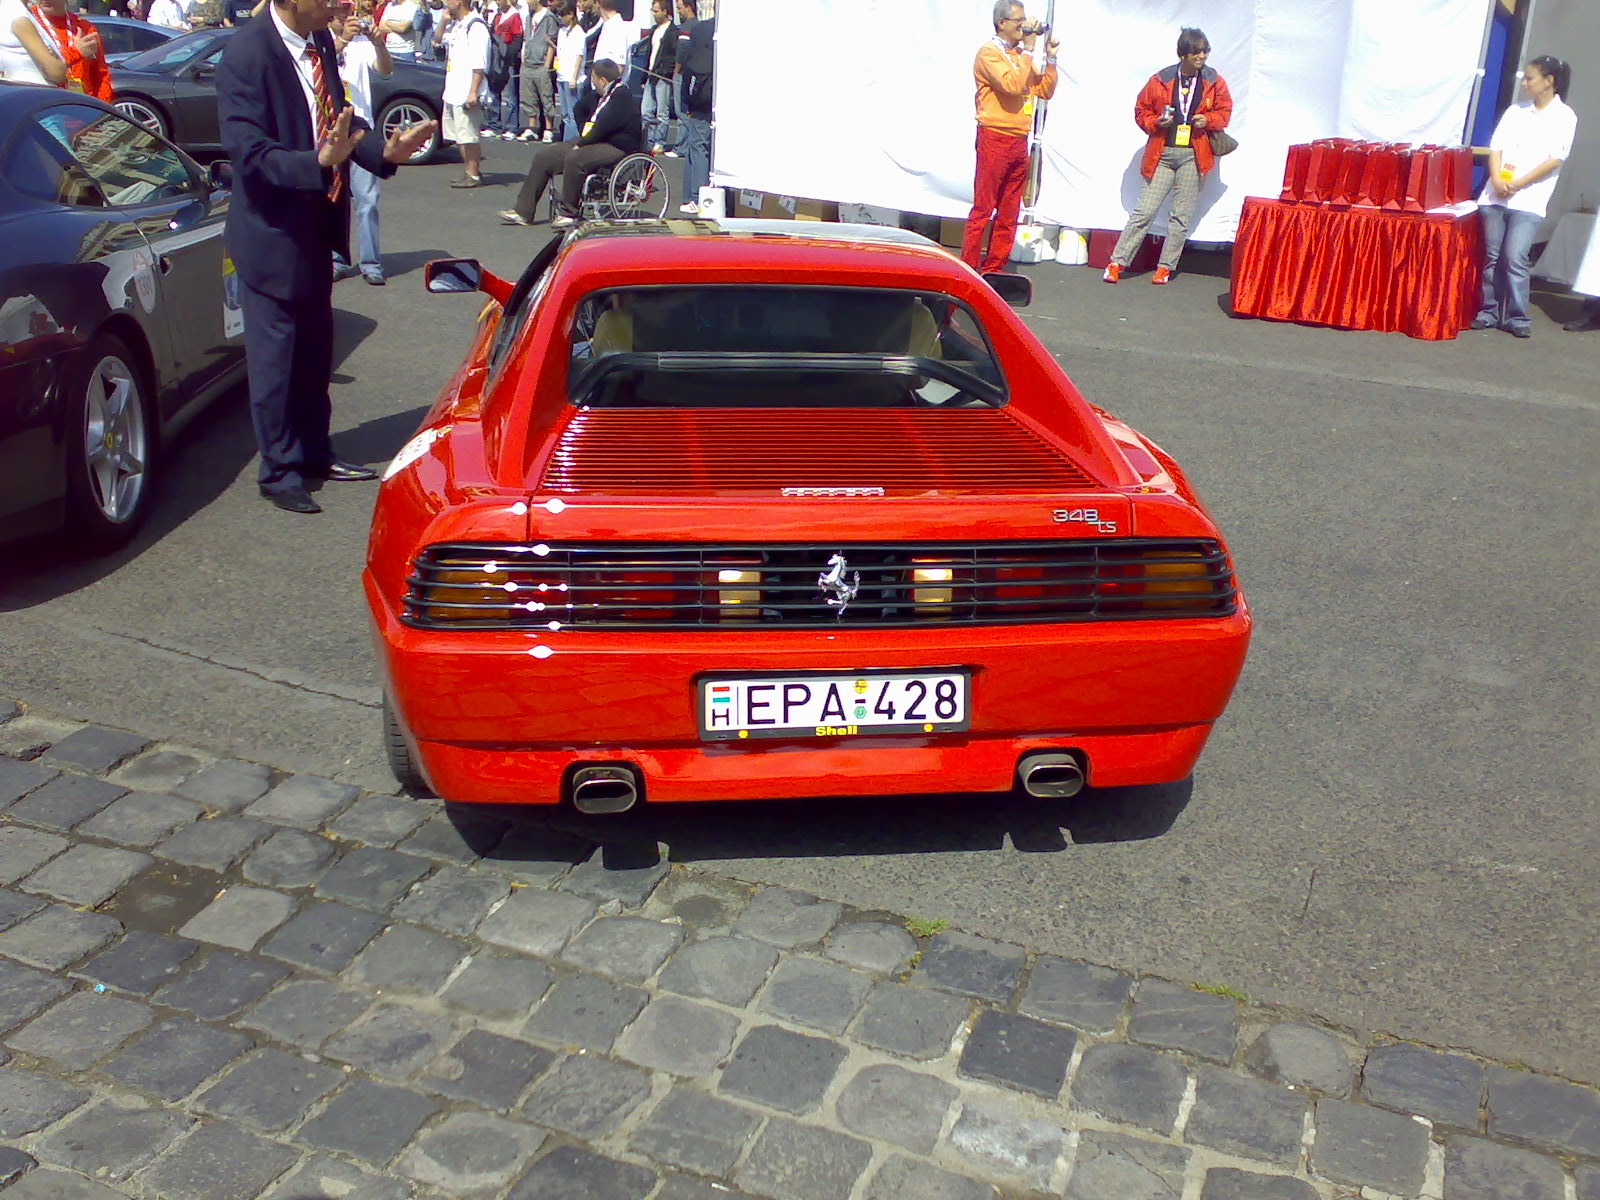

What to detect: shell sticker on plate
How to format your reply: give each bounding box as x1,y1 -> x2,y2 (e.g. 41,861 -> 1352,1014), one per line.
698,670 -> 969,741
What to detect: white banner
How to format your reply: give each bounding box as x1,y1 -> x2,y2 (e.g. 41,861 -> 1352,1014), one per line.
712,0 -> 1492,242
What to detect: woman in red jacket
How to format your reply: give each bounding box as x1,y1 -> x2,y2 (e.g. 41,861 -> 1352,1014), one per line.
1103,27 -> 1232,285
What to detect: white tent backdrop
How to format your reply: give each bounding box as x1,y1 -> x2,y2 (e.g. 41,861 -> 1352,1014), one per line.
711,0 -> 1491,242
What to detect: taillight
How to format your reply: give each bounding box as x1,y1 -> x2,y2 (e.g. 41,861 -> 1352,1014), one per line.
1098,547 -> 1221,614
570,568 -> 685,621
419,558 -> 563,624
910,558 -> 956,613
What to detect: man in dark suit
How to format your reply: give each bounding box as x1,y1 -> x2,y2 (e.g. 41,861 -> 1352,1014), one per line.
218,0 -> 436,514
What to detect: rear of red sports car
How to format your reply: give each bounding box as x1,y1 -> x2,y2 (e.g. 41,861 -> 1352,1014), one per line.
365,222 -> 1250,808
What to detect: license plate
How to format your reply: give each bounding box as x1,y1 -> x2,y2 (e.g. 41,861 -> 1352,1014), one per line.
698,670 -> 970,741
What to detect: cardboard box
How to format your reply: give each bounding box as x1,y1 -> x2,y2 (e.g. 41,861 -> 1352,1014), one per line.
760,193 -> 792,219
840,202 -> 900,227
732,189 -> 763,217
792,197 -> 839,223
939,217 -> 966,248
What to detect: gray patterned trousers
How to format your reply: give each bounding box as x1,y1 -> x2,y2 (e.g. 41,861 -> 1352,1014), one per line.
1111,145 -> 1203,271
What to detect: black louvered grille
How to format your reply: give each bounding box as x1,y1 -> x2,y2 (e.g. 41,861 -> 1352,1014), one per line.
402,540 -> 1238,629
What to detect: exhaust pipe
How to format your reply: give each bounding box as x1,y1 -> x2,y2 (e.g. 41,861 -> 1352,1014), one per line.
1018,752 -> 1084,799
569,765 -> 640,814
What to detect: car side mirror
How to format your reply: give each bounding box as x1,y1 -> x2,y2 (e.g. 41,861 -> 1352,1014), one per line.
424,257 -> 514,304
983,272 -> 1033,308
425,258 -> 484,293
191,62 -> 216,82
168,198 -> 207,232
207,159 -> 233,190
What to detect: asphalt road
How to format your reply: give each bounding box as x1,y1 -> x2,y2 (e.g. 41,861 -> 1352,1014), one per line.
3,144 -> 1597,1086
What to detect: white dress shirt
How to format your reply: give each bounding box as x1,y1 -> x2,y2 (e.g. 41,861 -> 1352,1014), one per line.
272,2 -> 322,144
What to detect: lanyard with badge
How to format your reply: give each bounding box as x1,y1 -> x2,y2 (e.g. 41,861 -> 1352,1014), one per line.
582,82 -> 612,137
29,5 -> 85,90
992,36 -> 1036,118
1172,71 -> 1200,147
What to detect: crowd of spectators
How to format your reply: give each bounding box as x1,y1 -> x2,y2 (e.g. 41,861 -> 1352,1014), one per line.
427,0 -> 713,212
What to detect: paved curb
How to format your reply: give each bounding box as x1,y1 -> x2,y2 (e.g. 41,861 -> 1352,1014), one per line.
1,699 -> 1596,1200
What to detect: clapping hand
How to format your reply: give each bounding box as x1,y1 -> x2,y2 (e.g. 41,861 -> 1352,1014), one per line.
382,117 -> 440,163
316,105 -> 366,168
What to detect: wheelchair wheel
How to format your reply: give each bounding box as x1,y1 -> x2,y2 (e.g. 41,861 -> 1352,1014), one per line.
607,153 -> 671,220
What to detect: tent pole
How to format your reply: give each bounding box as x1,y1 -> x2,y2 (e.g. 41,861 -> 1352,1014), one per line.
1019,0 -> 1056,227
1462,0 -> 1498,144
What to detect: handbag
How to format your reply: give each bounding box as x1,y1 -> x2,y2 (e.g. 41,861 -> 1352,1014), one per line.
1209,127 -> 1238,156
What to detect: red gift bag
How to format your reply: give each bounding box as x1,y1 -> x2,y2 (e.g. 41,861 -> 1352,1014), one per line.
1280,142 -> 1312,203
1305,138 -> 1355,205
1359,142 -> 1410,209
1403,144 -> 1448,211
1332,142 -> 1381,207
1442,145 -> 1472,205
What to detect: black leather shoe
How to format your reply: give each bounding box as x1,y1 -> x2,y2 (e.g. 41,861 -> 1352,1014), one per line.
264,486 -> 322,514
312,459 -> 380,482
1564,312 -> 1600,332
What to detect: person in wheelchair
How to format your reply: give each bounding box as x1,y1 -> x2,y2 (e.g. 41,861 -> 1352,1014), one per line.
499,57 -> 642,228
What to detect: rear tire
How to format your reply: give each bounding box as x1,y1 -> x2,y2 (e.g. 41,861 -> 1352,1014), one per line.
113,96 -> 169,139
63,332 -> 155,552
608,153 -> 670,220
378,96 -> 442,164
383,696 -> 434,796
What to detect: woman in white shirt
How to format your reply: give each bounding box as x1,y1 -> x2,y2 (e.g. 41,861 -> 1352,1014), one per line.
1473,55 -> 1576,339
553,0 -> 584,140
0,0 -> 67,84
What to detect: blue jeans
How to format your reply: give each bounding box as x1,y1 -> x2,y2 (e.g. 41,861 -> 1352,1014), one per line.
681,113 -> 711,201
335,162 -> 381,277
1476,204 -> 1541,331
558,80 -> 579,141
641,76 -> 673,148
486,78 -> 518,131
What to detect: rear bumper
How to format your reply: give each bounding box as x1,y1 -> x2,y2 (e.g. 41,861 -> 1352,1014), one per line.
367,570 -> 1250,804
410,723 -> 1218,804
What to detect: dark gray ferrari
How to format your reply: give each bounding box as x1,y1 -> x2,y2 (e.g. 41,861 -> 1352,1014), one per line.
111,27 -> 446,164
0,83 -> 244,550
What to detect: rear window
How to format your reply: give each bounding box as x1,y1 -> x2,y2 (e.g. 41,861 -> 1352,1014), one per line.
567,285 -> 1006,409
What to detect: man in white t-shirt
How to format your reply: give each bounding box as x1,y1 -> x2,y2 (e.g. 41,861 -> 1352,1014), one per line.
332,0 -> 395,285
145,0 -> 187,28
377,0 -> 416,59
441,0 -> 489,185
592,0 -> 626,73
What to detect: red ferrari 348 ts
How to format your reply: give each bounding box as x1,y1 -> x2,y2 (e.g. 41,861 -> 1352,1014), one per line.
365,220 -> 1250,812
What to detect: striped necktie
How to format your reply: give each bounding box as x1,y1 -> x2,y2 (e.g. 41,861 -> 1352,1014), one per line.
303,43 -> 344,204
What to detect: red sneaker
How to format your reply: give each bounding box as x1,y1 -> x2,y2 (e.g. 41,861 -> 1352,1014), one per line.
1102,263 -> 1121,283
1152,267 -> 1173,285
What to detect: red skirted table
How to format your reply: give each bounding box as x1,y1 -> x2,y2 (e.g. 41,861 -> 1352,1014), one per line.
1229,196 -> 1482,341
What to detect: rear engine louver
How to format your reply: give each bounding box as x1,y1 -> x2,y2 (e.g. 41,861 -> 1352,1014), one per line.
537,409 -> 1096,494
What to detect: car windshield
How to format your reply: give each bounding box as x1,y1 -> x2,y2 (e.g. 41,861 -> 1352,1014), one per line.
568,285 -> 1007,409
120,29 -> 221,71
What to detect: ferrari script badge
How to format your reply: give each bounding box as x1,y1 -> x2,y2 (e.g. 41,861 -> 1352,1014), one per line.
818,553 -> 861,617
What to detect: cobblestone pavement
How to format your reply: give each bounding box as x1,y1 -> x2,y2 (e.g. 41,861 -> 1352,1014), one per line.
2,699 -> 1597,1200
